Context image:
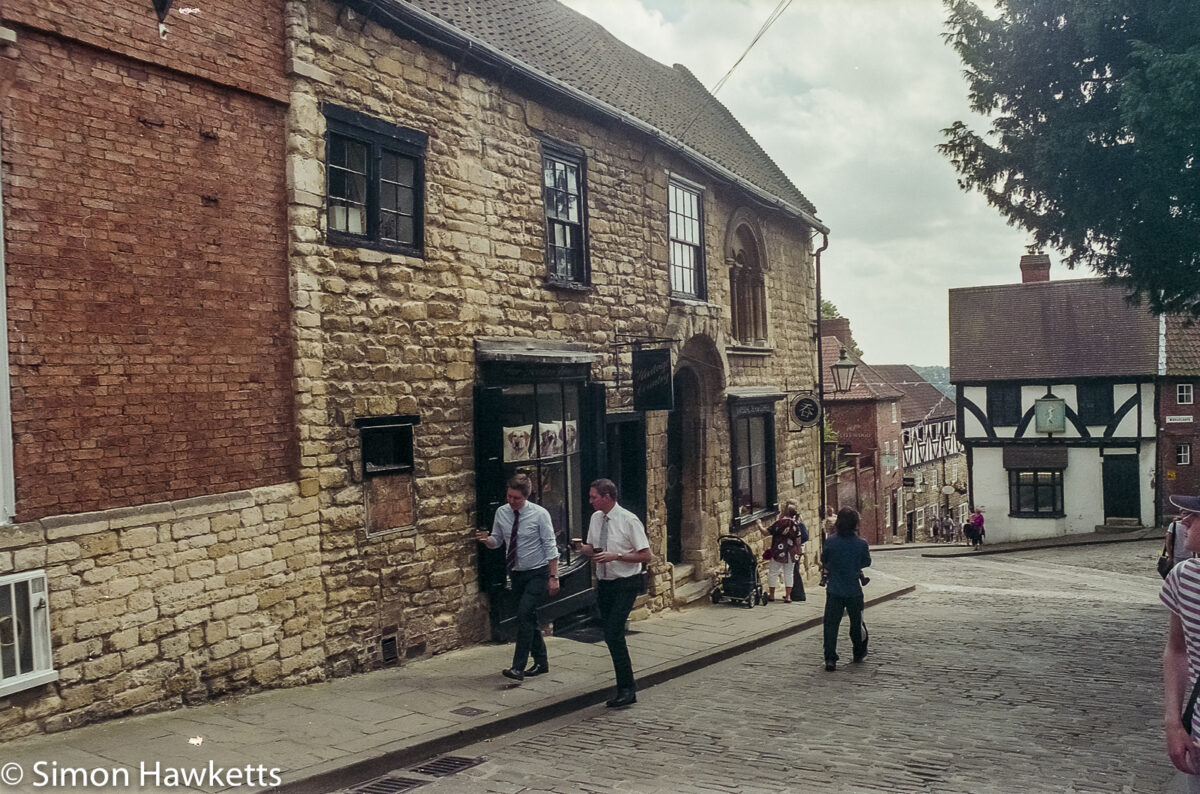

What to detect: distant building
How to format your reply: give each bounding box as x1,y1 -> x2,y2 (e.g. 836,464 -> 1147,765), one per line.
821,320 -> 902,545
873,366 -> 968,541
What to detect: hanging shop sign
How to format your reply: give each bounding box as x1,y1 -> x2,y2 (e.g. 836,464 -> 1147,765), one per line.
632,348 -> 673,411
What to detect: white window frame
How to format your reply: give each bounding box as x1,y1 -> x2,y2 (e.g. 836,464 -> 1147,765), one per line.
1180,383 -> 1194,406
916,506 -> 925,529
667,175 -> 704,299
891,402 -> 898,423
0,570 -> 57,697
959,503 -> 968,524
0,124 -> 14,524
1179,444 -> 1192,466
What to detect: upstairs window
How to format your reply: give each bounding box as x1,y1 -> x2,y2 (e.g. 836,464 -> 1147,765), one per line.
324,104 -> 426,256
542,142 -> 588,284
1076,383 -> 1113,426
987,384 -> 1022,427
729,222 -> 767,346
668,178 -> 705,298
1179,444 -> 1192,466
1180,383 -> 1194,406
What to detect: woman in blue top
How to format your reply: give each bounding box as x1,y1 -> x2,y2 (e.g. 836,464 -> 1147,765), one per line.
820,507 -> 872,672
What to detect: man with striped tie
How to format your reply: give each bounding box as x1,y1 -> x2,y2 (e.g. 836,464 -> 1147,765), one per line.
476,473 -> 559,682
580,478 -> 651,708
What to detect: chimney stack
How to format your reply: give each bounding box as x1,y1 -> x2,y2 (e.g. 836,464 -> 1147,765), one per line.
822,316 -> 856,351
1020,254 -> 1051,283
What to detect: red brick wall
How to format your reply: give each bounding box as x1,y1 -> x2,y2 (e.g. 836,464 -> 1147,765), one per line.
1159,377 -> 1200,522
4,0 -> 287,102
1,19 -> 295,520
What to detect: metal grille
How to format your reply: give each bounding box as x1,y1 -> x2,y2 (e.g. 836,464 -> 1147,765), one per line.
349,776 -> 426,794
410,756 -> 484,777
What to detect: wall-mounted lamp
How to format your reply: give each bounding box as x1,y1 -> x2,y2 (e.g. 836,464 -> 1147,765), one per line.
830,347 -> 858,393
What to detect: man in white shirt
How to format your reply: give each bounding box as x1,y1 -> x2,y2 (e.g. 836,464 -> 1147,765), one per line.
476,474 -> 559,682
580,478 -> 651,708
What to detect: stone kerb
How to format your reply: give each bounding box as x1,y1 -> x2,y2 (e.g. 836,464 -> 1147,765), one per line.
0,483 -> 324,739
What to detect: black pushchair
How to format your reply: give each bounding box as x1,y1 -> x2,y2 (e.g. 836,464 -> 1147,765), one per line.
710,534 -> 765,608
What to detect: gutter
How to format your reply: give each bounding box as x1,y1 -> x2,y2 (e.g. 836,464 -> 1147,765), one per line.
346,0 -> 830,235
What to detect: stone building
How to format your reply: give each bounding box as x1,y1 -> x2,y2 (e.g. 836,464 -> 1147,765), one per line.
285,0 -> 828,671
873,365 -> 968,542
0,0 -> 831,735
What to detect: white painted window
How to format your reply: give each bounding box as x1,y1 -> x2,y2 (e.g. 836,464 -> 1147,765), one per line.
891,402 -> 898,423
0,571 -> 57,697
916,507 -> 925,529
959,503 -> 969,524
1179,444 -> 1192,466
1180,383 -> 1194,406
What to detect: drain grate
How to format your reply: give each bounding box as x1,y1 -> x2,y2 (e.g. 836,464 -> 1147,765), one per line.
449,706 -> 488,717
409,756 -> 484,777
349,776 -> 427,794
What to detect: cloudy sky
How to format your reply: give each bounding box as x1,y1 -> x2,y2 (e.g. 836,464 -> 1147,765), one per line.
560,0 -> 1084,367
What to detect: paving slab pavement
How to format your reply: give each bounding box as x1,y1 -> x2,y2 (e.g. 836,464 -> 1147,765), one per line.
0,576 -> 913,794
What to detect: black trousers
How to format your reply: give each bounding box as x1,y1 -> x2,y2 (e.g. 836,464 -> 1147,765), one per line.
597,575 -> 640,691
510,566 -> 550,670
823,593 -> 866,662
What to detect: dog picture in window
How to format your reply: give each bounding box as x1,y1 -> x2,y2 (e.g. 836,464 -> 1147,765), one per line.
503,425 -> 533,462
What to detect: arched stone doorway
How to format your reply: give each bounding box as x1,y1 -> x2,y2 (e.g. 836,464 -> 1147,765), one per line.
666,335 -> 723,573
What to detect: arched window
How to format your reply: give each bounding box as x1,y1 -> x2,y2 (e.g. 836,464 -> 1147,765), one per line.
728,222 -> 766,346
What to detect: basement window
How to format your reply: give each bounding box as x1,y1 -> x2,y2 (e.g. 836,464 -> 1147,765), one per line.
0,571 -> 57,697
355,415 -> 419,477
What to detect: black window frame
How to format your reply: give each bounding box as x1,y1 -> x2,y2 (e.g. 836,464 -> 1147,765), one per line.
668,177 -> 705,299
987,384 -> 1023,427
1008,469 -> 1064,517
541,140 -> 589,286
324,104 -> 427,257
729,398 -> 779,527
1076,383 -> 1114,426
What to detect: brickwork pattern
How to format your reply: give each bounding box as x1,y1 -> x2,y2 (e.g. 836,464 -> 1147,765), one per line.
0,485 -> 324,740
2,29 -> 297,521
286,0 -> 820,669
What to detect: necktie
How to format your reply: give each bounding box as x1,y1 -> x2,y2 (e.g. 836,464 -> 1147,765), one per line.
598,514 -> 610,578
506,509 -> 520,570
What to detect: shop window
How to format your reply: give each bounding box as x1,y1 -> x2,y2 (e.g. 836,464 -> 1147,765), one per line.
1180,383 -> 1194,406
1077,383 -> 1113,425
1179,444 -> 1192,466
1008,469 -> 1064,517
668,178 -> 704,298
324,104 -> 426,256
495,382 -> 584,559
730,398 -> 778,524
987,384 -> 1022,427
542,142 -> 588,285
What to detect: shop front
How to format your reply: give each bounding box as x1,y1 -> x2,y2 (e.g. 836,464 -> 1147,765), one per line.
473,339 -> 609,638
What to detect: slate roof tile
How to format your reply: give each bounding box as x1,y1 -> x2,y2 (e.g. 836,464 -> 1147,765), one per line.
872,365 -> 954,424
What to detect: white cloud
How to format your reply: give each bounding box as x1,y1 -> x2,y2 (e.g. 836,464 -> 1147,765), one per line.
559,0 -> 1092,366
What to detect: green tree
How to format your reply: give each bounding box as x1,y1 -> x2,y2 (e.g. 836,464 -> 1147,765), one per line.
939,0 -> 1200,315
820,299 -> 841,319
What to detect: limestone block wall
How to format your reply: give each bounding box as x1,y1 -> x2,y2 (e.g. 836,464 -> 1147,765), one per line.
0,485 -> 323,739
284,0 -> 821,668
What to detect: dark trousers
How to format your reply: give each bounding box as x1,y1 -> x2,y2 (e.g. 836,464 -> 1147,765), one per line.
823,593 -> 866,662
597,575 -> 640,691
510,566 -> 550,670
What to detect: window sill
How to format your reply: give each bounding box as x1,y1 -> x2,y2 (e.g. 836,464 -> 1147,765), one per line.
669,295 -> 717,308
1008,512 -> 1065,519
0,669 -> 58,698
733,506 -> 776,530
326,230 -> 424,259
544,278 -> 592,294
726,344 -> 773,357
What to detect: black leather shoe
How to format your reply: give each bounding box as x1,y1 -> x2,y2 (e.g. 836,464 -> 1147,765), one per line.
852,651 -> 868,663
825,660 -> 837,672
606,689 -> 637,708
501,667 -> 524,682
524,662 -> 549,677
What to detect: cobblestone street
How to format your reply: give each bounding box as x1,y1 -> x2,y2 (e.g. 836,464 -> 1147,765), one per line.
345,540 -> 1172,794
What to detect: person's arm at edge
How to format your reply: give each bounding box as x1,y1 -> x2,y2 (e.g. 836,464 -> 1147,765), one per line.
538,509 -> 560,595
1165,612 -> 1198,773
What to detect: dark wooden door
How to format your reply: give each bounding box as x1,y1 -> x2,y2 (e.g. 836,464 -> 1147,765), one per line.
1102,456 -> 1139,520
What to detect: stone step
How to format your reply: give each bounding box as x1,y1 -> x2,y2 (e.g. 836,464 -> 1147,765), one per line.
672,563 -> 695,586
1095,522 -> 1146,534
673,576 -> 713,609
